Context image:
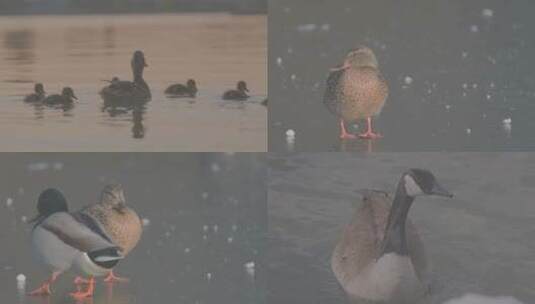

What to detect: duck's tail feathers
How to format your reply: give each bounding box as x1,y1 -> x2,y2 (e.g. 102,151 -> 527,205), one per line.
88,247 -> 123,268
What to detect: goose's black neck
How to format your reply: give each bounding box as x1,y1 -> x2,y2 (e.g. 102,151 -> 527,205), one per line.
380,178 -> 414,257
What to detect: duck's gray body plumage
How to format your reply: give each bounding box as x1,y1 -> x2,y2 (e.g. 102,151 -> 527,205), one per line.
32,212 -> 121,276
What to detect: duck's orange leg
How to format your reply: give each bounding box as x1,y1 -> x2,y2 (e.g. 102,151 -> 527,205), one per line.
103,270 -> 129,283
70,276 -> 95,299
28,271 -> 61,296
358,117 -> 382,139
339,119 -> 357,139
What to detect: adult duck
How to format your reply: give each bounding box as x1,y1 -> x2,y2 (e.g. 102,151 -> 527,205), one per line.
78,184 -> 142,282
222,81 -> 249,100
100,50 -> 151,101
28,188 -> 123,299
331,169 -> 452,303
324,46 -> 388,139
24,83 -> 46,102
165,79 -> 197,97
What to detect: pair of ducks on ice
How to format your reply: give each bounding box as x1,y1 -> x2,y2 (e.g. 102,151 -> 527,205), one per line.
24,50 -> 252,104
28,184 -> 142,300
332,169 -> 453,303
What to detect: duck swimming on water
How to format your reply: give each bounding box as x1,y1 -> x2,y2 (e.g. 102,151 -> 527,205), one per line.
100,50 -> 151,101
42,87 -> 77,105
222,81 -> 249,100
24,83 -> 46,102
324,46 -> 388,139
165,79 -> 197,97
331,169 -> 452,303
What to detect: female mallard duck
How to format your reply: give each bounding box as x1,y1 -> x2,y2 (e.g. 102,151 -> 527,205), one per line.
28,188 -> 123,299
323,46 -> 388,139
331,169 -> 452,303
24,83 -> 46,102
42,87 -> 77,105
78,184 -> 142,283
165,79 -> 197,97
100,50 -> 151,101
222,81 -> 249,100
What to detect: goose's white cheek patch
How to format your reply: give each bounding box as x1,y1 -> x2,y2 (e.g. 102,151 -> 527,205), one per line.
404,175 -> 424,196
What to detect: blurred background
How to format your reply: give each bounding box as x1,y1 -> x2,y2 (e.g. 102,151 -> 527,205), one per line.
0,153 -> 266,304
0,0 -> 267,14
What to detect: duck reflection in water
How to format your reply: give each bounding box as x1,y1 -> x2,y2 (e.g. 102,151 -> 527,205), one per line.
101,99 -> 147,139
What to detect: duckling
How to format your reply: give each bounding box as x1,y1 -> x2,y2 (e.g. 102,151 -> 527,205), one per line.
222,81 -> 249,100
28,188 -> 123,299
324,46 -> 388,139
102,77 -> 120,85
78,184 -> 142,283
165,79 -> 197,97
100,50 -> 151,101
42,87 -> 77,105
331,169 -> 452,303
24,83 -> 46,102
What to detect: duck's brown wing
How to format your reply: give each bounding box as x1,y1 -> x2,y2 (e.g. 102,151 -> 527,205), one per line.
323,68 -> 345,116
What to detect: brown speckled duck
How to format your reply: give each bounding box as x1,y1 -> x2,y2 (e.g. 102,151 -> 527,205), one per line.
24,83 -> 46,102
323,46 -> 388,139
78,184 -> 142,283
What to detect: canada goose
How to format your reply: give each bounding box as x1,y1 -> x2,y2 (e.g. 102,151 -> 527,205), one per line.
28,188 -> 123,299
100,50 -> 151,101
78,184 -> 142,283
223,81 -> 249,100
165,79 -> 198,97
331,169 -> 452,303
42,87 -> 77,105
24,83 -> 46,102
323,46 -> 388,139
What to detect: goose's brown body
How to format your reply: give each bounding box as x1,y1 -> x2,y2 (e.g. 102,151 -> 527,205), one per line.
331,190 -> 427,302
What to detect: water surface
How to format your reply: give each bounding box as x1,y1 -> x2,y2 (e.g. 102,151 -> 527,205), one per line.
0,14 -> 267,151
269,0 -> 535,152
268,153 -> 535,304
0,153 -> 266,304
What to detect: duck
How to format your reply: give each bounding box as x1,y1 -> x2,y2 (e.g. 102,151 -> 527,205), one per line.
78,184 -> 142,283
42,87 -> 77,105
331,169 -> 452,303
165,79 -> 197,97
24,83 -> 46,102
100,50 -> 151,101
323,46 -> 388,139
222,81 -> 249,100
28,188 -> 123,299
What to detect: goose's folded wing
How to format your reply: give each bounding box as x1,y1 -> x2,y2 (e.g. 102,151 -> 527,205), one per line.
40,212 -> 118,253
